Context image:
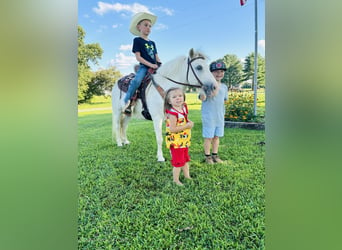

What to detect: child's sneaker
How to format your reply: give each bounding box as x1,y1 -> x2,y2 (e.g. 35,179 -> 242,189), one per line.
212,155 -> 223,163
205,155 -> 214,164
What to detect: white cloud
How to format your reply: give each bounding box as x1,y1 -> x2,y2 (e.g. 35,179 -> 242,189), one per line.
258,39 -> 265,50
110,52 -> 136,70
93,2 -> 152,15
119,44 -> 132,51
152,7 -> 174,16
154,23 -> 168,31
96,25 -> 108,33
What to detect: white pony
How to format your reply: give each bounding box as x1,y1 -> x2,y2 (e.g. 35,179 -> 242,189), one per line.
111,49 -> 217,161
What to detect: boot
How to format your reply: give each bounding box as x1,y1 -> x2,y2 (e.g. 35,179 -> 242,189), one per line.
212,154 -> 223,163
205,155 -> 214,164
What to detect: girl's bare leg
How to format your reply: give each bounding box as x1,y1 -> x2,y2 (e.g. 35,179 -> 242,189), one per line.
173,167 -> 183,185
183,163 -> 191,179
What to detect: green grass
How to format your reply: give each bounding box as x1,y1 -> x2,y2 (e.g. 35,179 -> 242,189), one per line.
78,100 -> 265,249
78,95 -> 112,109
78,90 -> 265,116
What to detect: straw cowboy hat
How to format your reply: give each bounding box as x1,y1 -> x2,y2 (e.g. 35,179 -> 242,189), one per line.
129,12 -> 157,36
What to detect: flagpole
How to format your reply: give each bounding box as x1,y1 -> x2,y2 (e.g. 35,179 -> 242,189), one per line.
253,0 -> 258,116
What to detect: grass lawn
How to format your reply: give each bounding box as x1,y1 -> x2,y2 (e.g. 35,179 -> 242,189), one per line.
78,94 -> 265,249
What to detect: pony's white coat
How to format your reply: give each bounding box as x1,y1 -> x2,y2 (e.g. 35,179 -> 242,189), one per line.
111,49 -> 217,161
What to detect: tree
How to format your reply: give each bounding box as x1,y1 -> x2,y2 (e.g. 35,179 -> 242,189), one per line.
219,54 -> 243,88
78,64 -> 93,101
84,67 -> 122,101
78,25 -> 103,102
242,53 -> 266,89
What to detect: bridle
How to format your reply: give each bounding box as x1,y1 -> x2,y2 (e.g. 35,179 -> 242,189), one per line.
161,56 -> 206,88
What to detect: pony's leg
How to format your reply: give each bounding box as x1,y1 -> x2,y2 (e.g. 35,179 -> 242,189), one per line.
152,116 -> 165,162
111,86 -> 124,146
112,109 -> 123,147
121,114 -> 131,145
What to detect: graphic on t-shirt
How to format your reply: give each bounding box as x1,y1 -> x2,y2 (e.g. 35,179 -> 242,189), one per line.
144,42 -> 155,60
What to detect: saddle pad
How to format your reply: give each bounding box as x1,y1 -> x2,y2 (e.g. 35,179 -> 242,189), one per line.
117,73 -> 152,93
118,73 -> 135,93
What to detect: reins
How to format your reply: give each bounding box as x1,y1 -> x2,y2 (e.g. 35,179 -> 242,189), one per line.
151,77 -> 166,98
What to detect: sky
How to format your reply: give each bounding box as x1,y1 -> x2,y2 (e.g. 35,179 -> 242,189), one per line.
78,0 -> 265,76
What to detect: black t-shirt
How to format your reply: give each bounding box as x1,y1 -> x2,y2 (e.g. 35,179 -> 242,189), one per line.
132,37 -> 158,65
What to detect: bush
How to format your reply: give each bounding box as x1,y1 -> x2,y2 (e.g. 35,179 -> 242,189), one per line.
225,92 -> 256,122
241,81 -> 252,89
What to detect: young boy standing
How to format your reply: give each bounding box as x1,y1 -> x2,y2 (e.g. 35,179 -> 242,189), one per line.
199,61 -> 228,164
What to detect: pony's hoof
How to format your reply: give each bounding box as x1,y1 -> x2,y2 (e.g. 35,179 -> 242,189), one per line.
117,143 -> 123,147
123,140 -> 130,145
157,157 -> 165,162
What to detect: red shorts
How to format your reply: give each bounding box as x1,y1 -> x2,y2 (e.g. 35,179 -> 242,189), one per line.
170,147 -> 190,167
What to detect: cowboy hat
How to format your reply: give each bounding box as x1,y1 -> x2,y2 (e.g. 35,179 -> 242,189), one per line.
129,12 -> 157,36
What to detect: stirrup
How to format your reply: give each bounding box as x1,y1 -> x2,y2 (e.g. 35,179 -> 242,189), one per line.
124,102 -> 134,115
124,105 -> 131,115
124,109 -> 131,115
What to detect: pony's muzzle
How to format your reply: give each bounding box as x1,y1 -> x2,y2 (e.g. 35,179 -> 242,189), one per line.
203,84 -> 216,96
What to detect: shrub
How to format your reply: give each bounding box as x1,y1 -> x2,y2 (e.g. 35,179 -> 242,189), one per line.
241,81 -> 252,89
225,92 -> 256,122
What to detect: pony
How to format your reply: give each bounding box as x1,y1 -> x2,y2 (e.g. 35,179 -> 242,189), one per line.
111,48 -> 217,161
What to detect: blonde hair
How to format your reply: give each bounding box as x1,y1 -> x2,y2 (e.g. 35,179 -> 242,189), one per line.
164,87 -> 186,112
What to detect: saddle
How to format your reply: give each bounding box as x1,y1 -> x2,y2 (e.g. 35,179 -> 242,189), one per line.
117,70 -> 154,120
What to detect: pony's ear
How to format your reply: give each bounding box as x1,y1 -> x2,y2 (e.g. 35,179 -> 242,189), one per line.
189,48 -> 195,58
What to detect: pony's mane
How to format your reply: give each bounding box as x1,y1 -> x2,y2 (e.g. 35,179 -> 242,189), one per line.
157,49 -> 208,80
157,50 -> 208,77
157,56 -> 187,77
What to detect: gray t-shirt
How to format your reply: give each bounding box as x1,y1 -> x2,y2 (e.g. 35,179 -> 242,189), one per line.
201,83 -> 228,128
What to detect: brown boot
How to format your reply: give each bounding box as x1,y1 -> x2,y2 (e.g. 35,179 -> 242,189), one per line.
212,154 -> 223,163
205,155 -> 214,164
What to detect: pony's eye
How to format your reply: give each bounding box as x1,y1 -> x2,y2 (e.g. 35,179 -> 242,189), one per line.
196,65 -> 203,71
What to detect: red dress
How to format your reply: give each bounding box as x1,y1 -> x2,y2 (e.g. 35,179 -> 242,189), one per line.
165,104 -> 191,167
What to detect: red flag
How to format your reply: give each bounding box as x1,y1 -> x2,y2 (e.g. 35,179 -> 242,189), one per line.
240,0 -> 247,6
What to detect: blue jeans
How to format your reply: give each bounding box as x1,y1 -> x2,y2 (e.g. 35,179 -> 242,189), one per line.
124,65 -> 148,103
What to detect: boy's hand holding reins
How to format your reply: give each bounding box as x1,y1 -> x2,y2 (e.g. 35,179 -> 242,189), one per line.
148,62 -> 161,74
150,63 -> 159,69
